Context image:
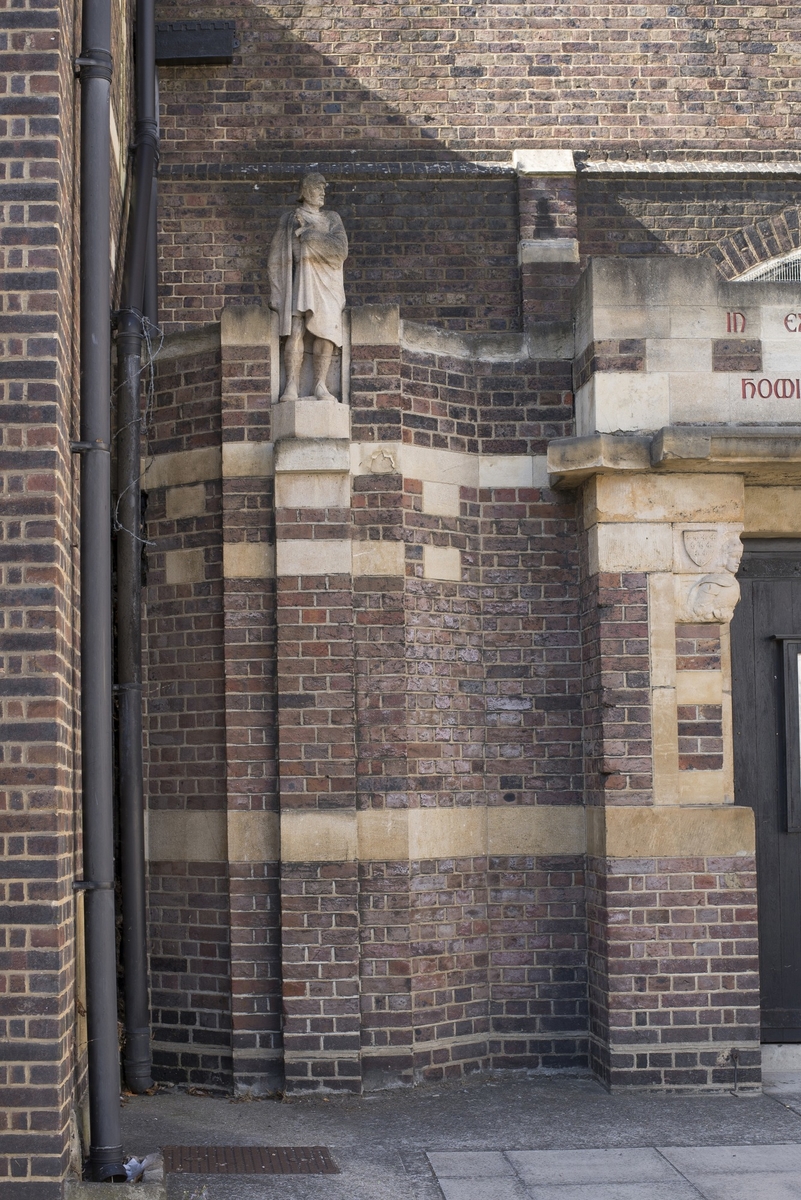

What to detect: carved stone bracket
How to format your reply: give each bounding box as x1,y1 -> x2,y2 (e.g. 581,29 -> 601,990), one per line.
673,525 -> 744,624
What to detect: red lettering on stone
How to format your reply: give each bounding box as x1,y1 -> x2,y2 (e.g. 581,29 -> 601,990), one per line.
742,378 -> 756,399
757,378 -> 773,398
727,311 -> 747,333
785,313 -> 800,333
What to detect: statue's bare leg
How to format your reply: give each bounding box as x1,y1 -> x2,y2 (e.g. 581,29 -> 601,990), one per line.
312,337 -> 336,402
281,315 -> 305,401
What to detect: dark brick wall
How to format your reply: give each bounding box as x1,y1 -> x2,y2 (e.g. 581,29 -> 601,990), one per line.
147,862 -> 233,1089
157,175 -> 520,333
578,177 -> 801,262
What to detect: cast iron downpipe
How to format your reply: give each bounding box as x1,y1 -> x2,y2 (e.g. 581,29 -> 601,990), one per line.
76,0 -> 127,1182
115,0 -> 159,1095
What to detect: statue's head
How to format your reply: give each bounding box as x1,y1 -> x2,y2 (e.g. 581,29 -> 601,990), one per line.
299,171 -> 326,206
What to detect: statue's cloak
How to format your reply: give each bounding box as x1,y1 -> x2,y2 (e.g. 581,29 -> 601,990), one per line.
268,208 -> 348,347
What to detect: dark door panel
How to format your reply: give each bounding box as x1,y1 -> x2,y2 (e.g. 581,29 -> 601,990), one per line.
732,540 -> 801,1043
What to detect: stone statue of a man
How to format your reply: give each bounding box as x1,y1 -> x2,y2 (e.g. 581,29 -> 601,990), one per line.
268,172 -> 348,403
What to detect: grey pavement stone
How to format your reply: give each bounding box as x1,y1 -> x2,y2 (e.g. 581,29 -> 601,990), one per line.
660,1144 -> 801,1173
507,1147 -> 680,1184
688,1175 -> 801,1200
436,1181 -> 527,1200
428,1152 -> 516,1179
526,1186 -> 702,1200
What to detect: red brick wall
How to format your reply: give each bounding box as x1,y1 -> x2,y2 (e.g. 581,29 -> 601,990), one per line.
590,854 -> 760,1091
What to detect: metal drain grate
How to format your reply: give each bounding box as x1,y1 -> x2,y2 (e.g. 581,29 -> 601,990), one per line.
163,1145 -> 339,1175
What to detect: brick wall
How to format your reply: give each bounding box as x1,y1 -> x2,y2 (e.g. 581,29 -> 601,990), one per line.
143,343 -> 232,1087
154,4 -> 800,159
592,854 -> 760,1092
157,174 -> 520,333
578,176 -> 801,261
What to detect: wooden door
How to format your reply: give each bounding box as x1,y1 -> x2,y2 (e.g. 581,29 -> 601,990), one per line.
731,539 -> 801,1042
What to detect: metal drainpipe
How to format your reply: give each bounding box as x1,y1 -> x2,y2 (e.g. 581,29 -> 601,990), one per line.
75,0 -> 127,1181
115,0 -> 158,1095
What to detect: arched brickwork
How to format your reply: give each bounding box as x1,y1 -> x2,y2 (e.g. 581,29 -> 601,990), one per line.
707,206 -> 801,279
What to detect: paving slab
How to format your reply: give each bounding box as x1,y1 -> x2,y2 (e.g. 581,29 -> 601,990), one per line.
507,1147 -> 679,1184
526,1185 -> 701,1200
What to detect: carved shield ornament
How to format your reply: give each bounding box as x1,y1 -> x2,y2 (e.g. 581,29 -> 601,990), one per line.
683,529 -> 719,569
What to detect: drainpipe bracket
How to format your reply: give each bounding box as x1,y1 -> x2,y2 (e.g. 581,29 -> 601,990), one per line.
74,48 -> 113,81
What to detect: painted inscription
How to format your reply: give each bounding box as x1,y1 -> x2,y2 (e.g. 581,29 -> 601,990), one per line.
741,378 -> 801,400
726,311 -> 747,333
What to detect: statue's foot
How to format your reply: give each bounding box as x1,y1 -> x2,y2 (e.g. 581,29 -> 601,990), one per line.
314,383 -> 338,403
279,385 -> 299,402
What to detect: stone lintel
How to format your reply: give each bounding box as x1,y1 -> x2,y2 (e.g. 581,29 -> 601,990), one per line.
550,427 -> 801,488
220,303 -> 272,347
513,148 -> 576,175
518,238 -> 580,265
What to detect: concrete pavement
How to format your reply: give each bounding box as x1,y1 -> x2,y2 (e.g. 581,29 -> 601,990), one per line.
117,1061 -> 801,1200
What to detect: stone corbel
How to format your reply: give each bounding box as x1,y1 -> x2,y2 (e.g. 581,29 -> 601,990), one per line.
673,525 -> 744,624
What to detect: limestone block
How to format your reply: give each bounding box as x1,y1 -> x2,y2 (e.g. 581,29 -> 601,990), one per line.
147,810 -> 227,863
648,573 -> 677,688
352,540 -> 405,577
165,548 -> 205,585
357,810 -> 409,860
669,372 -> 731,425
761,340 -> 801,375
401,445 -> 477,487
646,338 -> 711,374
275,538 -> 351,576
513,148 -> 575,175
576,373 -> 670,437
275,438 -> 350,474
142,446 -> 221,489
589,304 -> 670,342
407,807 -> 485,859
669,306 -> 741,339
166,484 -> 205,520
222,442 -> 273,478
223,543 -> 275,579
729,373 -> 801,424
651,687 -> 679,806
676,671 -> 724,705
518,238 -> 579,265
281,811 -> 357,862
272,398 -> 350,442
275,471 -> 350,509
745,486 -> 801,535
600,804 -> 754,859
678,770 -> 725,805
487,805 -> 586,856
220,303 -> 271,347
589,522 -> 673,574
586,474 -> 743,527
422,480 -> 460,517
349,304 -> 400,346
479,454 -> 549,489
423,544 -> 462,582
227,811 -> 279,862
672,524 -> 744,573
